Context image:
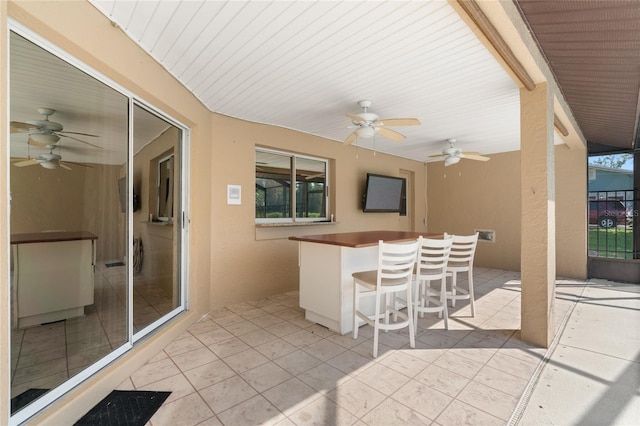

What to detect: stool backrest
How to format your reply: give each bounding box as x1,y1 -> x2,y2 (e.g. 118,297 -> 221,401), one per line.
416,236 -> 453,279
378,238 -> 421,283
447,232 -> 479,268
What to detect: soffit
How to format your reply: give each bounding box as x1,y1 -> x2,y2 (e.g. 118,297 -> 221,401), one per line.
516,0 -> 640,153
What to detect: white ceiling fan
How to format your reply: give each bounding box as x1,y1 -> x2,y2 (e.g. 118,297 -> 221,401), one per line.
343,100 -> 420,145
429,138 -> 490,166
10,107 -> 101,149
13,144 -> 91,170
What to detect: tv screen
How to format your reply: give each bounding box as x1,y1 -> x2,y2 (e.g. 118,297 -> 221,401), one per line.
118,177 -> 139,212
363,173 -> 405,212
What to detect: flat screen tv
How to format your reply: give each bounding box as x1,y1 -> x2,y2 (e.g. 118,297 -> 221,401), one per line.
118,177 -> 139,212
363,173 -> 405,213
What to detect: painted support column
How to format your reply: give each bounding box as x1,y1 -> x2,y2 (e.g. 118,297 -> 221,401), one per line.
520,82 -> 556,348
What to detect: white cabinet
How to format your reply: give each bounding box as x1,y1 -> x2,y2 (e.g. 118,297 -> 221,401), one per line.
293,231 -> 435,335
298,242 -> 377,335
11,232 -> 97,329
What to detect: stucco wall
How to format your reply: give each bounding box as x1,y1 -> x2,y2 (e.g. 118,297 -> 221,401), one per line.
555,144 -> 588,278
210,113 -> 429,307
426,150 -> 522,271
427,146 -> 587,278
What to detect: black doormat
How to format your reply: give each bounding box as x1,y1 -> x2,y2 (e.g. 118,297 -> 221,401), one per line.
74,390 -> 171,426
105,261 -> 126,268
11,388 -> 49,414
11,389 -> 170,424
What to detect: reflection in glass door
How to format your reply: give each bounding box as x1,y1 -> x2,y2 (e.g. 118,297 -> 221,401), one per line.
132,104 -> 183,336
8,27 -> 187,423
9,30 -> 130,417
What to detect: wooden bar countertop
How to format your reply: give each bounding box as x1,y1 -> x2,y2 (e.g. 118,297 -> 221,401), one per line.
11,231 -> 98,245
289,230 -> 441,248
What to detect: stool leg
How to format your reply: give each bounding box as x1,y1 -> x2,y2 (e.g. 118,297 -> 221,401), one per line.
353,280 -> 359,339
469,270 -> 475,317
450,271 -> 457,308
441,278 -> 449,330
373,292 -> 381,358
406,284 -> 415,348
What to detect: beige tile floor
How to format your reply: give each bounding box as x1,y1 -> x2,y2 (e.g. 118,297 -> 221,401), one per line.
115,268 -> 590,426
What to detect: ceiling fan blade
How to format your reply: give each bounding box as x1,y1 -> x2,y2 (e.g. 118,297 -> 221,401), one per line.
10,121 -> 36,132
346,114 -> 365,123
428,154 -> 446,158
376,126 -> 405,142
27,137 -> 47,147
58,133 -> 102,149
59,162 -> 73,171
65,161 -> 93,168
344,131 -> 358,145
13,159 -> 39,167
58,131 -> 100,137
461,153 -> 490,161
377,118 -> 421,126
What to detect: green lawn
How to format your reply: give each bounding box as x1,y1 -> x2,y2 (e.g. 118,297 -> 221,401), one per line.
588,227 -> 634,259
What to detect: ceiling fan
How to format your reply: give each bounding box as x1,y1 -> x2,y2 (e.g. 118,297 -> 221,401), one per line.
13,144 -> 91,170
429,138 -> 490,166
10,107 -> 101,149
343,100 -> 420,145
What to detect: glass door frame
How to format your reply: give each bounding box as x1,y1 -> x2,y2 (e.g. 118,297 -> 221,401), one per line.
7,21 -> 190,425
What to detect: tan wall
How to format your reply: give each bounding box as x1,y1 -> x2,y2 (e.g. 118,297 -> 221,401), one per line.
427,146 -> 587,278
555,144 -> 588,278
10,163 -> 124,262
427,150 -> 522,271
2,1 -> 212,424
210,113 -> 428,306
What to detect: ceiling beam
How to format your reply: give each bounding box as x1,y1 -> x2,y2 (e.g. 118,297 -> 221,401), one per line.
456,0 -> 536,91
554,115 -> 569,137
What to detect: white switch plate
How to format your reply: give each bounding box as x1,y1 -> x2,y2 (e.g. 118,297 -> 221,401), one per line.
227,184 -> 241,205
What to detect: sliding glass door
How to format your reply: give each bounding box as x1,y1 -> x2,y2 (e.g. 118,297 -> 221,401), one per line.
131,104 -> 184,338
8,25 -> 188,423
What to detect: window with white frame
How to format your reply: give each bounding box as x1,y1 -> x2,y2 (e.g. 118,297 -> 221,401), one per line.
255,148 -> 328,223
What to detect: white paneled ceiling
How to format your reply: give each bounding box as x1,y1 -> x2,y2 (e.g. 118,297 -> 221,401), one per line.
89,0 -> 526,162
10,1 -> 534,166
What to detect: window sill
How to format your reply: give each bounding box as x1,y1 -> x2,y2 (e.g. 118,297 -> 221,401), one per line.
143,221 -> 173,226
255,221 -> 337,228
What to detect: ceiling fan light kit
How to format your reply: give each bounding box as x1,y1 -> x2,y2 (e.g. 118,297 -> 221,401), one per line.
39,159 -> 59,169
11,107 -> 101,170
355,126 -> 376,138
343,100 -> 420,145
429,138 -> 490,166
11,107 -> 101,149
444,155 -> 461,167
30,132 -> 61,145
